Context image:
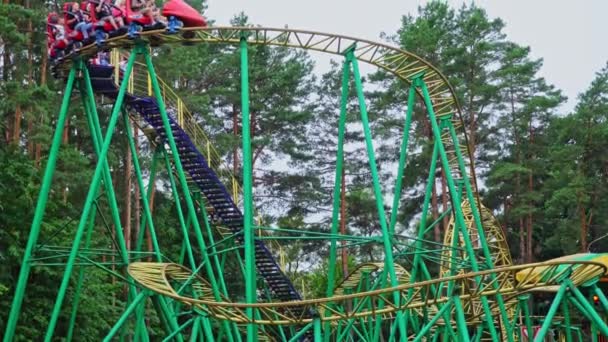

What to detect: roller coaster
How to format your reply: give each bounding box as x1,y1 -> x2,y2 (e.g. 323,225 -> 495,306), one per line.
4,1 -> 608,341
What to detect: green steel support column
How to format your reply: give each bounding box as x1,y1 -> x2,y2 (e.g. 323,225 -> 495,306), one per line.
534,283 -> 568,342
314,318 -> 322,342
383,83 -> 422,342
389,83 -> 417,234
44,52 -> 137,341
519,294 -> 533,341
151,296 -> 173,337
201,316 -> 216,342
417,77 -> 500,340
432,330 -> 440,342
453,295 -> 471,342
189,318 -> 201,342
157,296 -> 186,341
445,118 -> 511,337
196,194 -> 232,299
562,295 -> 573,342
399,144 -> 444,342
593,285 -> 608,312
239,35 -> 257,341
592,322 -> 599,342
569,294 -> 608,337
66,200 -> 97,341
82,67 -> 157,340
67,84 -> 103,342
162,151 -> 239,342
195,194 -> 242,342
162,318 -> 194,342
178,239 -> 187,265
143,47 -> 234,342
3,64 -> 77,342
473,324 -> 484,342
324,52 -> 351,341
412,301 -> 453,342
568,282 -> 608,336
103,292 -> 148,342
401,141 -> 439,339
505,301 -> 520,337
288,323 -> 314,342
349,49 -> 407,342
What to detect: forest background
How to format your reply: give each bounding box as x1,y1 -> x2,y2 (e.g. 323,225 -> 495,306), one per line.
2,0 -> 608,339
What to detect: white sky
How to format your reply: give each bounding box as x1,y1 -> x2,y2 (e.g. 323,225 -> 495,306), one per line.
206,0 -> 608,113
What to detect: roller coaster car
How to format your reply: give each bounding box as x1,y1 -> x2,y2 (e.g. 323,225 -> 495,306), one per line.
122,0 -> 165,38
47,13 -> 69,62
161,0 -> 207,33
62,2 -> 95,49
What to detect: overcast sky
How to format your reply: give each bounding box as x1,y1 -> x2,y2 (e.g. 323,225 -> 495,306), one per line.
205,0 -> 608,113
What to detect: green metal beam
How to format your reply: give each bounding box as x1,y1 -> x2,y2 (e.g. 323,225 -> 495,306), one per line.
239,35 -> 257,341
349,48 -> 408,342
3,63 -> 77,342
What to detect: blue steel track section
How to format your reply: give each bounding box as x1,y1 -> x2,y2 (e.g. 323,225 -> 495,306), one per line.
88,65 -> 309,319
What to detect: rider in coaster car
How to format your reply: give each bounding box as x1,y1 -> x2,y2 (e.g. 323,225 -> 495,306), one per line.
66,3 -> 93,39
95,0 -> 124,31
130,0 -> 160,24
146,0 -> 167,23
49,14 -> 69,48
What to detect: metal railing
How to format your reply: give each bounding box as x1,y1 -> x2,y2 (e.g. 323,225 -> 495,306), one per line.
110,49 -> 241,202
109,49 -> 286,270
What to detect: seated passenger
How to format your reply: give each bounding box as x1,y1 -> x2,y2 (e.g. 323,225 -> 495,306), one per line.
146,0 -> 167,23
49,14 -> 69,47
112,0 -> 126,17
67,3 -> 93,39
95,0 -> 123,30
91,51 -> 110,66
130,0 -> 157,24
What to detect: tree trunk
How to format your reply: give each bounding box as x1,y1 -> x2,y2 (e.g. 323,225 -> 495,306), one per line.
147,182 -> 157,260
62,117 -> 69,144
35,47 -> 48,166
527,173 -> 533,263
12,105 -> 22,145
25,1 -> 33,156
527,121 -> 534,262
469,110 -> 476,158
580,201 -> 587,252
27,120 -> 33,155
519,218 -> 525,263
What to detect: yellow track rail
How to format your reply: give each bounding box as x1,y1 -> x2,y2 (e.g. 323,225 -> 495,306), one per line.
56,26 -> 477,193
128,260 -> 607,325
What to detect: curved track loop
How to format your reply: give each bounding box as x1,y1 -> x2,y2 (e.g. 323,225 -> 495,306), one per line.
126,263 -> 279,340
54,26 -> 475,190
128,260 -> 606,325
440,200 -> 514,275
332,262 -> 411,296
439,200 -> 516,313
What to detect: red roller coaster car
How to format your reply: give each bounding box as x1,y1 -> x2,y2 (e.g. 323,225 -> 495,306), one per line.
162,0 -> 207,27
